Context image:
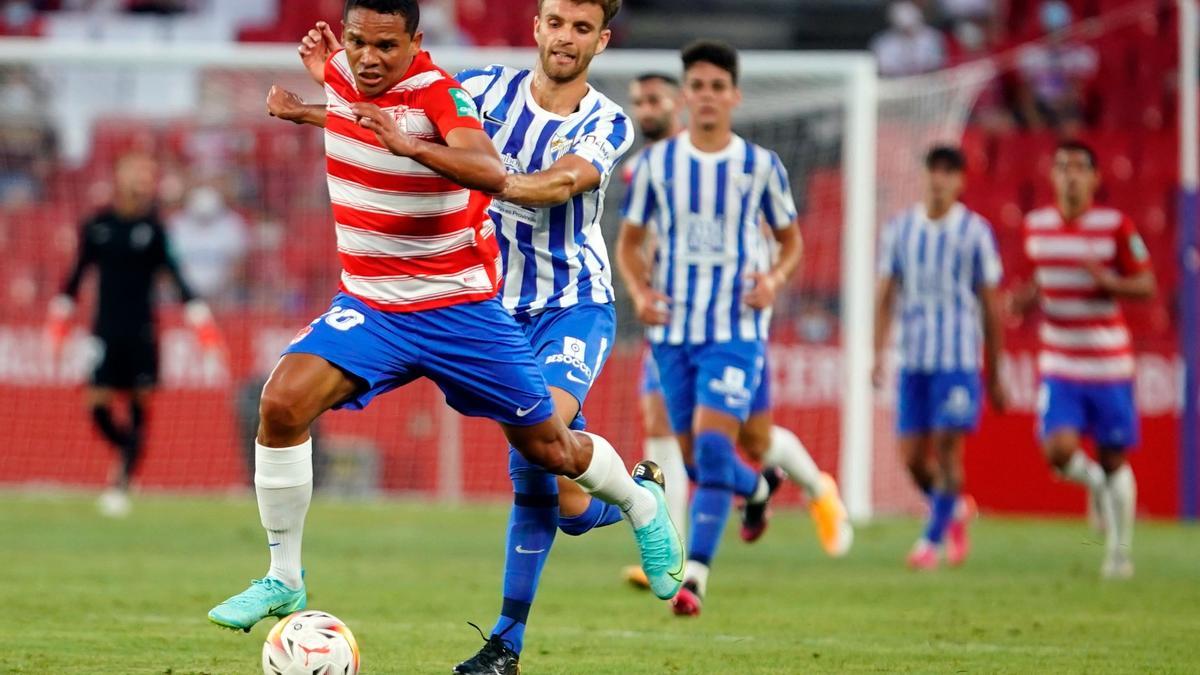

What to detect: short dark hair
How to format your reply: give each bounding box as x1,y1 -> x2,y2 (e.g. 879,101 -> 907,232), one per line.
344,0 -> 420,35
681,39 -> 739,85
1056,139 -> 1098,169
634,72 -> 680,88
925,145 -> 966,172
538,0 -> 623,29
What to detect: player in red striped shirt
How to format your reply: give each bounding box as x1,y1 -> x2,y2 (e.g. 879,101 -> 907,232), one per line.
1012,140 -> 1155,579
208,0 -> 683,635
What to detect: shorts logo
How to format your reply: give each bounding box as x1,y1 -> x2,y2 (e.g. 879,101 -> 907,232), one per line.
290,325 -> 314,345
709,366 -> 751,407
545,336 -> 593,379
944,386 -> 972,417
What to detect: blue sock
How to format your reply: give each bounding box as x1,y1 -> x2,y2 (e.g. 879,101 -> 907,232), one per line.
685,463 -> 698,484
689,431 -> 737,566
490,448 -> 558,654
731,457 -> 761,499
924,491 -> 958,544
559,498 -> 623,536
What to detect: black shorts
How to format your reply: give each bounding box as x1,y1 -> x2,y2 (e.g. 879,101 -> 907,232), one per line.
92,335 -> 158,390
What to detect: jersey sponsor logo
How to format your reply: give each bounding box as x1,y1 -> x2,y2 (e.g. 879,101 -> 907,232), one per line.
573,133 -> 611,162
491,198 -> 538,225
130,223 -> 153,249
544,353 -> 593,379
449,88 -> 480,120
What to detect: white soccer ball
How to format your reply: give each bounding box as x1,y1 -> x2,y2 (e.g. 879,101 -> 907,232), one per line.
262,610 -> 360,675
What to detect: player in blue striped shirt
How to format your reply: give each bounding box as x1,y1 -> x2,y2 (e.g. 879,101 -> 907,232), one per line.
872,146 -> 1008,570
452,1 -> 684,672
618,40 -> 804,617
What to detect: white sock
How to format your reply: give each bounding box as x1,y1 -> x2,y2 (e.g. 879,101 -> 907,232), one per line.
1107,464 -> 1136,552
762,425 -> 824,499
645,436 -> 688,543
748,475 -> 770,504
684,560 -> 710,596
255,439 -> 312,589
574,432 -> 657,529
1060,451 -> 1106,490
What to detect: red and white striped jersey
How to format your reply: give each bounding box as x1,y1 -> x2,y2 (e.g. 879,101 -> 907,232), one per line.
324,50 -> 501,312
1022,205 -> 1152,382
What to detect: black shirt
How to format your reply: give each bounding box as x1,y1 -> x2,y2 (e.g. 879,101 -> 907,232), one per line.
62,207 -> 195,340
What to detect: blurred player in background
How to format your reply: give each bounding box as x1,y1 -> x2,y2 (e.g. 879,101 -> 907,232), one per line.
47,152 -> 220,518
211,0 -> 681,650
621,71 -> 850,591
619,40 -> 811,617
873,146 -> 1007,570
1011,141 -> 1154,579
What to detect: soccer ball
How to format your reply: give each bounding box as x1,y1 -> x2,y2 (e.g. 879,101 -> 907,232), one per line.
262,610 -> 360,675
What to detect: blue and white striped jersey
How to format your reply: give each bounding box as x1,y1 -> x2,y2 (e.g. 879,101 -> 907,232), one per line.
878,202 -> 1003,373
455,65 -> 634,319
622,132 -> 798,345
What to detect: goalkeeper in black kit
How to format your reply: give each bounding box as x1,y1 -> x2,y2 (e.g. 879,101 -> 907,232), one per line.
47,153 -> 222,517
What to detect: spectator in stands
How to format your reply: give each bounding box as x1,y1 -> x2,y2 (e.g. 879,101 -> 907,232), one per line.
1015,1 -> 1099,131
938,0 -> 995,23
872,1 -> 948,77
948,20 -> 1015,132
169,185 -> 248,303
0,69 -> 54,206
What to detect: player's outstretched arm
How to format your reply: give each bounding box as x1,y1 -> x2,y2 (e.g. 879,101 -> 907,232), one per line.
267,86 -> 327,128
978,285 -> 1009,412
616,221 -> 669,326
743,222 -> 802,310
496,155 -> 602,208
872,277 -> 899,388
350,103 -> 506,194
298,21 -> 340,86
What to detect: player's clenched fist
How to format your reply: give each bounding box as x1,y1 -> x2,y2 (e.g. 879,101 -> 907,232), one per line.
350,102 -> 416,157
266,85 -> 307,123
631,286 -> 671,326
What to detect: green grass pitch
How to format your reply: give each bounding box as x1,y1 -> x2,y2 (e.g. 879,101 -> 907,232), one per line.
2,492 -> 1197,674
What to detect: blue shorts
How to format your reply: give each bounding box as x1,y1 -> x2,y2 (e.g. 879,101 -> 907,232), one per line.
284,293 -> 554,427
650,340 -> 767,434
516,302 -> 615,431
897,370 -> 982,435
1038,377 -> 1139,450
641,349 -> 772,416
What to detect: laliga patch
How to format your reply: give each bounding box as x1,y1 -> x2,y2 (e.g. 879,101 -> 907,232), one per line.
449,88 -> 480,121
1129,233 -> 1149,262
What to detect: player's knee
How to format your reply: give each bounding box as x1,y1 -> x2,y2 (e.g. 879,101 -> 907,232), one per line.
1097,450 -> 1126,474
513,432 -> 574,476
1042,439 -> 1073,470
258,388 -> 313,439
694,430 -> 735,488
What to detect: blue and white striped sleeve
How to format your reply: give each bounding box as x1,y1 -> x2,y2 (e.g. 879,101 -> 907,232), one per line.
568,107 -> 634,183
877,216 -> 901,281
454,64 -> 504,105
973,218 -> 1004,288
620,152 -> 657,227
760,152 -> 798,229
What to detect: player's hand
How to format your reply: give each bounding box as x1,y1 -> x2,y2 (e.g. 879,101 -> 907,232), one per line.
871,362 -> 886,390
987,376 -> 1009,414
1006,283 -> 1039,319
299,20 -> 340,85
350,102 -> 416,157
742,271 -> 781,310
45,294 -> 75,360
267,86 -> 308,124
1082,260 -> 1119,293
632,286 -> 671,326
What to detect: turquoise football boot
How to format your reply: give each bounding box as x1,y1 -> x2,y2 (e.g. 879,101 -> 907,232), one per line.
208,573 -> 306,632
631,461 -> 685,600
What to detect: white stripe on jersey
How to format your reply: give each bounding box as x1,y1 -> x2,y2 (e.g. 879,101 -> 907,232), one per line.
1026,235 -> 1116,261
877,202 -> 1003,373
326,130 -> 440,177
1041,297 -> 1119,319
1035,266 -> 1099,291
327,176 -> 469,217
456,65 -> 634,319
1039,351 -> 1135,380
622,132 -> 797,345
1040,324 -> 1130,350
341,265 -> 497,306
336,222 -> 485,259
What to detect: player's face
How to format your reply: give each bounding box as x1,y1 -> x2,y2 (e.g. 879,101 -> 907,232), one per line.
343,8 -> 423,98
534,0 -> 611,84
115,156 -> 158,207
925,166 -> 964,206
683,62 -> 741,132
629,78 -> 680,142
1052,149 -> 1099,207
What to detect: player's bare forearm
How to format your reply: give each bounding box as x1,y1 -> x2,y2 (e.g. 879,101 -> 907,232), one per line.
409,138 -> 506,194
768,223 -> 803,286
617,223 -> 652,294
497,156 -> 601,208
873,278 -> 898,362
1010,282 -> 1040,316
1102,270 -> 1156,300
267,86 -> 326,128
290,105 -> 327,128
979,285 -> 1005,378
